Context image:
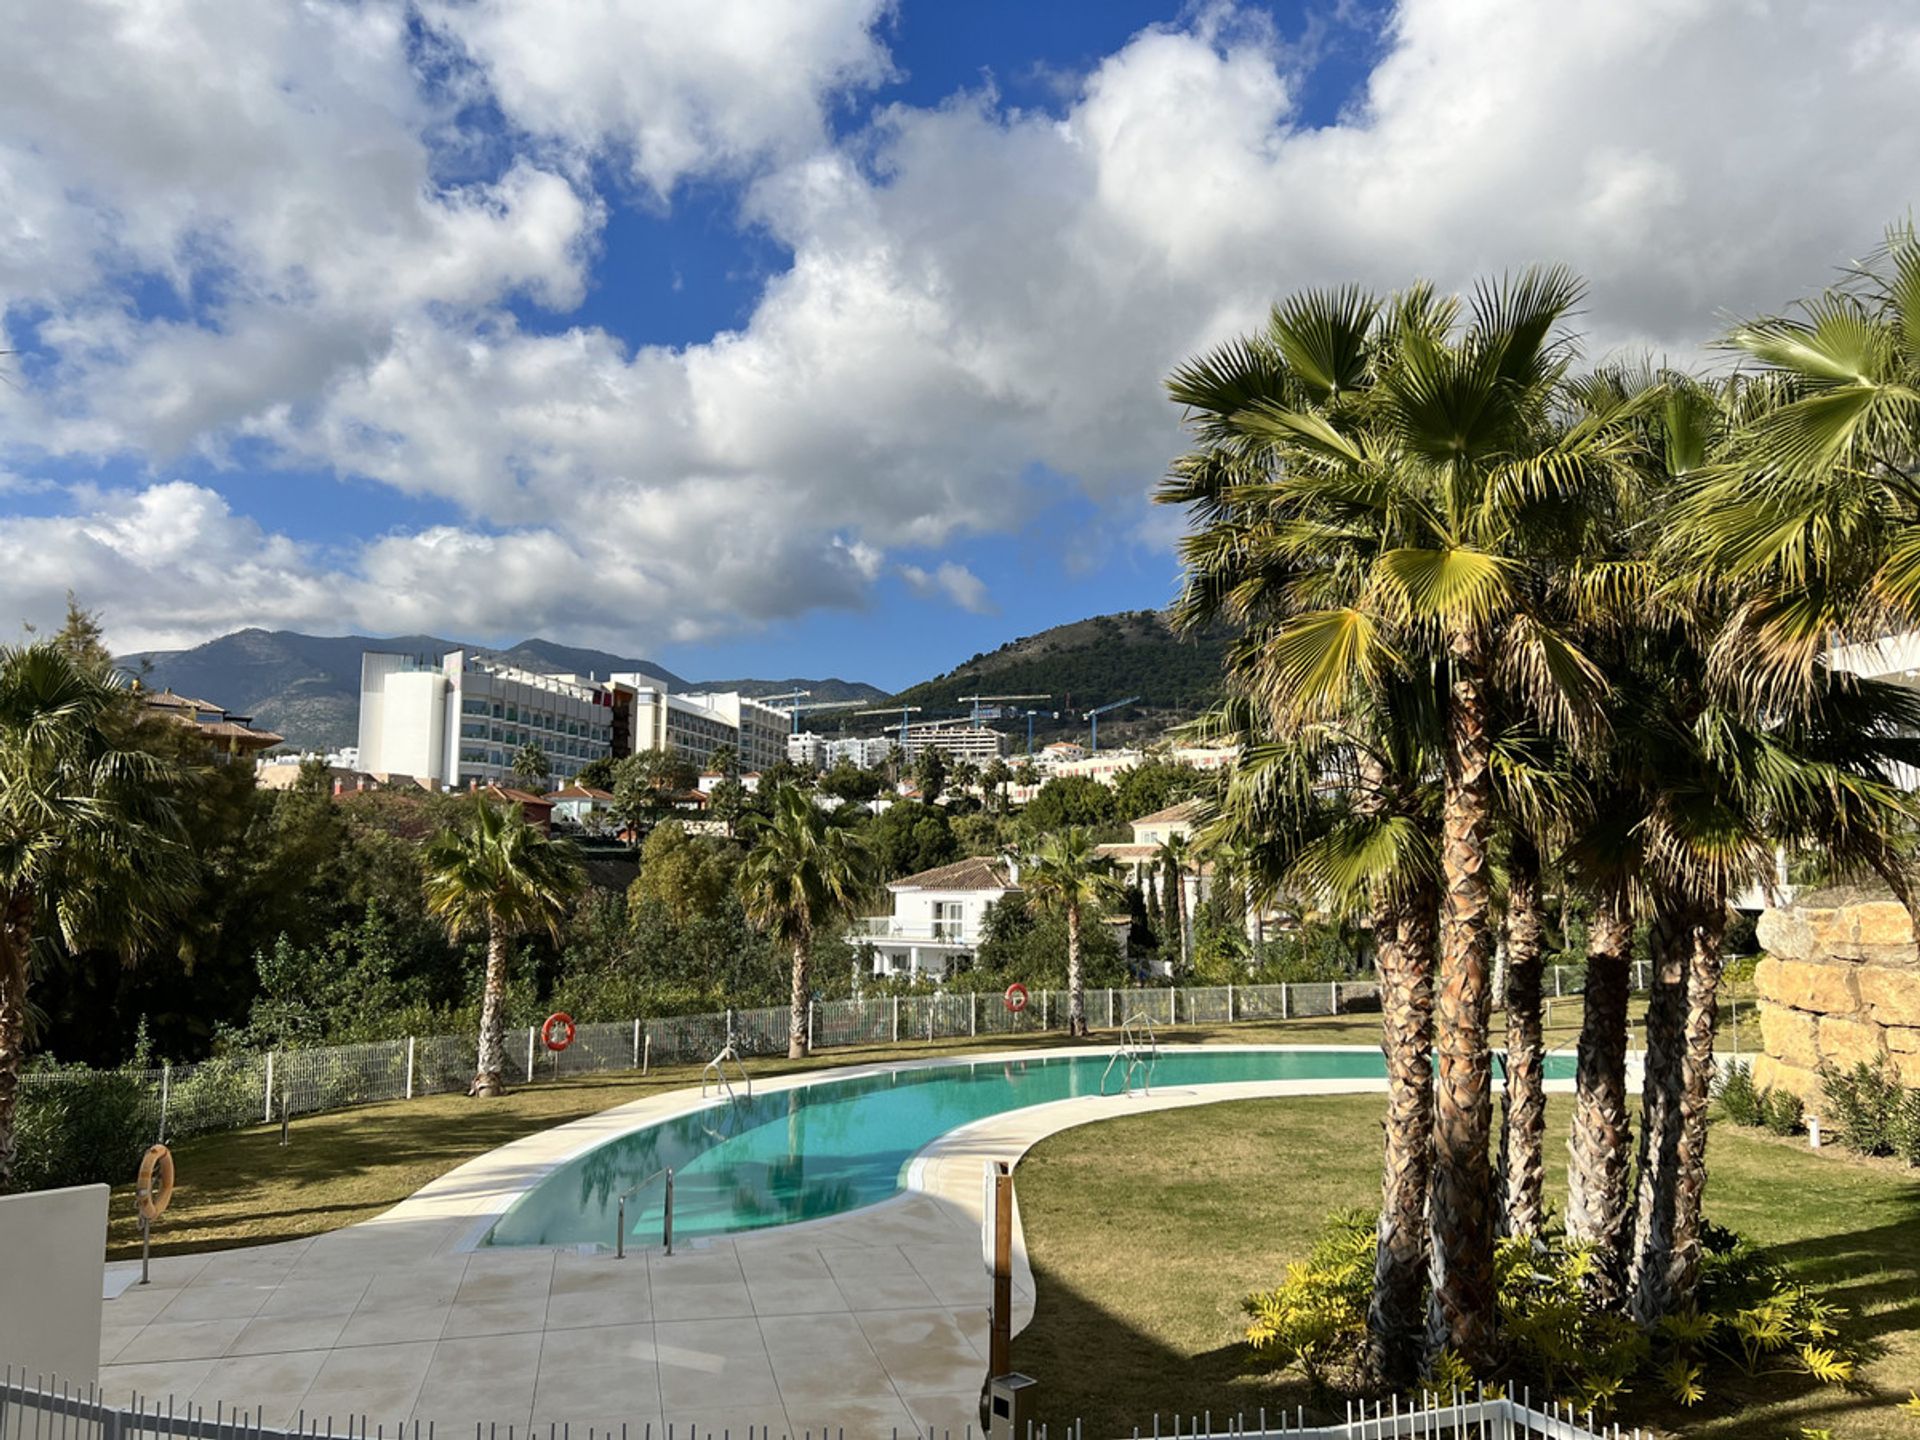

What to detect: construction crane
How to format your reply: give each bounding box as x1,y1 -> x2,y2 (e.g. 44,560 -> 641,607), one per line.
763,690 -> 867,734
1083,695 -> 1140,754
958,692 -> 1053,754
855,703 -> 923,746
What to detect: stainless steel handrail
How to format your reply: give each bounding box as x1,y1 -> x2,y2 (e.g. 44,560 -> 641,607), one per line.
615,1166 -> 674,1259
701,1038 -> 751,1101
1100,1011 -> 1160,1096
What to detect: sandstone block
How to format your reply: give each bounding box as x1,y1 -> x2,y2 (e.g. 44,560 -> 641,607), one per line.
1857,965 -> 1920,1028
1753,956 -> 1858,1015
1817,1014 -> 1888,1071
1891,1050 -> 1920,1087
1833,901 -> 1919,962
1751,1052 -> 1819,1100
1884,1026 -> 1920,1055
1756,908 -> 1815,962
1758,1003 -> 1820,1069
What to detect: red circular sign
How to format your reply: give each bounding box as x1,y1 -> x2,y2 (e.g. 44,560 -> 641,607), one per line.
541,1011 -> 577,1052
1004,983 -> 1030,1014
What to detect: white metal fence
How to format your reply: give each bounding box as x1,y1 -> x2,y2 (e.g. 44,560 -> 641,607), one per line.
20,963 -> 1632,1149
0,1373 -> 1628,1440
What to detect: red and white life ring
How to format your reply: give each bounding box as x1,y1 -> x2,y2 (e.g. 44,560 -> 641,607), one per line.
1003,982 -> 1030,1014
541,1011 -> 576,1052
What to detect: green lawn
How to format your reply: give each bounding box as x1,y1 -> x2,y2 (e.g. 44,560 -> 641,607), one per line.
1013,1097 -> 1920,1440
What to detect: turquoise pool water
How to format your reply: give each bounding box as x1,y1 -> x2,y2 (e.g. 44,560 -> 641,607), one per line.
483,1047 -> 1576,1248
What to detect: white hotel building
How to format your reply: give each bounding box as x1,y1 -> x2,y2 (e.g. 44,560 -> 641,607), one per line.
358,651 -> 790,791
358,650 -> 615,789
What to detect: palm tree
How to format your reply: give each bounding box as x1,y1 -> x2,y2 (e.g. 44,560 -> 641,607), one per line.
1022,828 -> 1122,1036
1160,275 -> 1631,1364
1155,833 -> 1194,969
739,786 -> 875,1057
982,757 -> 1013,812
511,741 -> 551,790
0,644 -> 193,1188
422,797 -> 585,1096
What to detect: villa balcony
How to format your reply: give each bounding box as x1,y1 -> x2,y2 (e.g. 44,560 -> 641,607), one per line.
850,916 -> 980,947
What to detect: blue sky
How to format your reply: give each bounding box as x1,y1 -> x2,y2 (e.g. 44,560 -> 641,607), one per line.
4,0 -> 1914,691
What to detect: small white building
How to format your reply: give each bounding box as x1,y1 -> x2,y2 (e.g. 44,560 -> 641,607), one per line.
850,855 -> 1020,980
788,732 -> 828,769
550,783 -> 615,832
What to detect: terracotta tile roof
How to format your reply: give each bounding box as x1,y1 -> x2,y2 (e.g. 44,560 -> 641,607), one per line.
198,719 -> 283,747
550,784 -> 614,801
484,784 -> 553,808
889,855 -> 1018,892
1131,798 -> 1204,827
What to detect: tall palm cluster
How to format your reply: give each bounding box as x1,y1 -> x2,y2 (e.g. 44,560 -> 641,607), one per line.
1159,225 -> 1920,1385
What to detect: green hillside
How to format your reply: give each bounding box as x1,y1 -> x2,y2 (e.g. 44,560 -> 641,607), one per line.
888,610 -> 1230,731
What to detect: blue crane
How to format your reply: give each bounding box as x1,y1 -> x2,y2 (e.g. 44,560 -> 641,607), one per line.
1083,695 -> 1140,754
765,690 -> 867,734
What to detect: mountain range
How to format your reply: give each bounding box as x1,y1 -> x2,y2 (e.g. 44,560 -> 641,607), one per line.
118,629 -> 885,752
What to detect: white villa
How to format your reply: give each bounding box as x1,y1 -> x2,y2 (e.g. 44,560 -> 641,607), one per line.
850,854 -> 1020,980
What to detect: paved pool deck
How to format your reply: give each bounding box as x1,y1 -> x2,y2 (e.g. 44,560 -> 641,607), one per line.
95,1046 -> 1581,1440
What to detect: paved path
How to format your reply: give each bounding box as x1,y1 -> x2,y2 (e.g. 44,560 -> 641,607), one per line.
96,1046 -> 1545,1439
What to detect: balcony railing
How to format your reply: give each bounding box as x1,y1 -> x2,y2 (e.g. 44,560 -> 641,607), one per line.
851,916 -> 977,944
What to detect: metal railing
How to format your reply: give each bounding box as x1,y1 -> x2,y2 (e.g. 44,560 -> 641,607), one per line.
1100,1013 -> 1159,1098
17,964 -> 1647,1178
613,1168 -> 673,1260
0,1372 -> 1630,1440
699,1039 -> 751,1103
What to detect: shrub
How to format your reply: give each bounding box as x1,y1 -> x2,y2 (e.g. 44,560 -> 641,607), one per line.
1762,1087 -> 1805,1136
1243,1211 -> 1855,1415
1893,1086 -> 1920,1166
1820,1061 -> 1900,1156
15,1065 -> 155,1191
1716,1060 -> 1762,1126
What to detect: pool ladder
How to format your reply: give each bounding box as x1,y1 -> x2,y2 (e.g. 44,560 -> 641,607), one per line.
701,1035 -> 752,1102
615,1166 -> 673,1259
1100,1012 -> 1159,1097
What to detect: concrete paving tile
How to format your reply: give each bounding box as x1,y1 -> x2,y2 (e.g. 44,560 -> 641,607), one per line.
546,1282 -> 655,1330
254,1276 -> 372,1318
443,1296 -> 552,1339
413,1333 -> 545,1428
188,1349 -> 330,1427
852,1311 -> 985,1397
99,1323 -> 146,1364
648,1275 -> 755,1323
225,1311 -> 352,1357
756,1316 -> 893,1403
154,1282 -> 276,1323
335,1301 -> 453,1348
818,1248 -> 915,1281
533,1322 -> 659,1382
788,1391 -> 916,1440
901,1389 -> 984,1440
831,1271 -> 940,1312
653,1320 -> 782,1409
97,1359 -> 219,1407
744,1274 -> 850,1318
309,1339 -> 437,1392
356,1260 -> 470,1309
113,1318 -> 253,1365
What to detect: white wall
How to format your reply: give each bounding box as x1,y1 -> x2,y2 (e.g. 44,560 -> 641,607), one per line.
0,1183 -> 107,1388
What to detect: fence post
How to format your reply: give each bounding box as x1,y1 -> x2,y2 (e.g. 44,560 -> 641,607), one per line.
405,1037 -> 416,1101
1108,987 -> 1115,1028
1169,984 -> 1176,1025
1332,981 -> 1341,1015
971,991 -> 978,1037
159,1062 -> 171,1144
1043,991 -> 1050,1029
525,1025 -> 536,1082
892,995 -> 900,1044
263,1051 -> 275,1123
633,1019 -> 641,1069
726,1007 -> 735,1045
1282,982 -> 1290,1021
808,1000 -> 816,1051
1555,966 -> 1564,999
1227,983 -> 1235,1024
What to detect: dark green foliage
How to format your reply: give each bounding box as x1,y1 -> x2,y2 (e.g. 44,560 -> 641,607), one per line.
818,760 -> 883,803
957,893 -> 1129,991
1108,761 -> 1207,823
13,1065 -> 152,1191
1820,1061 -> 1901,1155
1020,775 -> 1119,836
1716,1061 -> 1762,1126
1763,1087 -> 1805,1136
863,800 -> 957,879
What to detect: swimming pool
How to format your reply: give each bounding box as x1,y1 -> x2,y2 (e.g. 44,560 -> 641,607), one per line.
481,1046 -> 1575,1249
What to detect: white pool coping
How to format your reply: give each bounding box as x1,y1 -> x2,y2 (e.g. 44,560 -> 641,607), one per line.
95,1044 -> 1590,1440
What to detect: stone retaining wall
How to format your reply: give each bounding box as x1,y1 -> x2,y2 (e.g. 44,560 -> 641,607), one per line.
1753,892 -> 1920,1098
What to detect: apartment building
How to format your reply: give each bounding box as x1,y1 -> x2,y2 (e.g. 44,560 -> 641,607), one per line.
613,678 -> 788,772
898,719 -> 1008,764
788,732 -> 828,768
826,735 -> 893,769
358,650 -> 615,789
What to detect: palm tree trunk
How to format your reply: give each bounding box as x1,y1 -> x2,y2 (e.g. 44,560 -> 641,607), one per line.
1066,902 -> 1086,1036
1666,903 -> 1727,1313
472,912 -> 511,1097
1498,838 -> 1547,1240
1172,867 -> 1187,971
1366,879 -> 1436,1387
1567,890 -> 1633,1305
0,889 -> 35,1192
789,931 -> 812,1059
1427,629 -> 1498,1369
1628,899 -> 1693,1324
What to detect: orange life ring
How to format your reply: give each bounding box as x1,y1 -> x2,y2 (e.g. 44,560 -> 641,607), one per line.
541,1012 -> 576,1051
1004,983 -> 1029,1014
136,1144 -> 174,1221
